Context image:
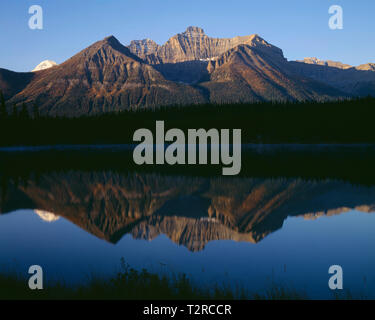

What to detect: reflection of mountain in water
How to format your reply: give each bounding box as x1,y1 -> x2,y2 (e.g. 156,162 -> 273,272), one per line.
1,172 -> 375,251
34,209 -> 60,223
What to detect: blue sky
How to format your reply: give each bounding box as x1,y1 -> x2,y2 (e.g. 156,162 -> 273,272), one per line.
0,0 -> 374,72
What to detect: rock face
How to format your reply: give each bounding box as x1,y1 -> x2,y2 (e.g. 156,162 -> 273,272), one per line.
2,26 -> 375,115
32,60 -> 58,72
200,45 -> 344,103
1,171 -> 375,251
129,26 -> 284,64
7,36 -> 206,116
128,39 -> 161,61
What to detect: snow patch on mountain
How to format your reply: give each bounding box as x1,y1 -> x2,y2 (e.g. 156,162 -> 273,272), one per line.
32,60 -> 58,72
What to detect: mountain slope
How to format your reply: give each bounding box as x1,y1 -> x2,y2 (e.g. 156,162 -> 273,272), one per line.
9,36 -> 207,116
0,68 -> 34,100
129,27 -> 346,101
200,44 -> 345,103
3,27 -> 371,115
290,59 -> 375,96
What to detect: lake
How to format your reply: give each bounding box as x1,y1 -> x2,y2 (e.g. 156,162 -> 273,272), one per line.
1,145 -> 375,299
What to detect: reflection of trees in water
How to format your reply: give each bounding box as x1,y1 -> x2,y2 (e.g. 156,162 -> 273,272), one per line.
1,170 -> 375,251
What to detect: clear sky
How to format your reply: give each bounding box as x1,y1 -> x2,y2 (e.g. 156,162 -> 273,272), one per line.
0,0 -> 374,72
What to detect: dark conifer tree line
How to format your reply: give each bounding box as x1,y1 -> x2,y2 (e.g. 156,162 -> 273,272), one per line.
0,90 -> 375,146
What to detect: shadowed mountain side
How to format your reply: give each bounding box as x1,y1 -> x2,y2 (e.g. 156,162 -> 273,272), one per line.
0,69 -> 34,100
153,61 -> 210,84
1,171 -> 375,251
128,27 -> 348,101
7,36 -> 206,116
200,45 -> 345,103
289,61 -> 375,97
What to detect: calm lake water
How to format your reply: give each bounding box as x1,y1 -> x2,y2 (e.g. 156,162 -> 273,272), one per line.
1,145 -> 375,299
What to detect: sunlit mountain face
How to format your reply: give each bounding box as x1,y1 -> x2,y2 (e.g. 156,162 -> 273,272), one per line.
3,26 -> 375,117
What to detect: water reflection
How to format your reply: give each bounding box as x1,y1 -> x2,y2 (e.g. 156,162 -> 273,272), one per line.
1,171 -> 375,251
1,147 -> 375,298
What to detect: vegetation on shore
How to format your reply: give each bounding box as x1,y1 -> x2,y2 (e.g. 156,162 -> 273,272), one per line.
0,260 -> 308,300
1,94 -> 375,146
1,260 -> 365,300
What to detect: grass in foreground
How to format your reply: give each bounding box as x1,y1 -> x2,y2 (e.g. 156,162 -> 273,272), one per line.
1,260 -> 368,300
0,261 -> 308,300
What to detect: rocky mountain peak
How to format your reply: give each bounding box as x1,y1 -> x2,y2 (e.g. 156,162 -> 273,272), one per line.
247,34 -> 270,46
183,26 -> 206,36
127,27 -> 285,64
103,35 -> 118,42
100,35 -> 126,50
82,35 -> 142,64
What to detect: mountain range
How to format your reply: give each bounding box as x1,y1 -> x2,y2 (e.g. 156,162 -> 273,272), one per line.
1,26 -> 374,116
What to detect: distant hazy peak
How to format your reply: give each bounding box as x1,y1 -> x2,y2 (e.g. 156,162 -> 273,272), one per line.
32,60 -> 58,72
356,63 -> 375,71
297,57 -> 352,69
300,57 -> 325,65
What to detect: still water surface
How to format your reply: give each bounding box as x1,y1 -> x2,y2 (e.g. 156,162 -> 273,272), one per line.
0,146 -> 375,299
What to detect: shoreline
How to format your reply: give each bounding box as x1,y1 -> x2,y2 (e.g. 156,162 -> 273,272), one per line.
1,143 -> 375,153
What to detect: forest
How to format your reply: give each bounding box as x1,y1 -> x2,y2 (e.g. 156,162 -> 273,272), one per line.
1,91 -> 375,146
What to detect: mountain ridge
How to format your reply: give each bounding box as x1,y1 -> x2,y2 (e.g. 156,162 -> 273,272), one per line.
1,27 -> 374,116
6,35 -> 206,116
128,26 -> 285,64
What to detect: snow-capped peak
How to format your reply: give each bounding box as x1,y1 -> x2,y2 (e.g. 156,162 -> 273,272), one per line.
32,60 -> 58,72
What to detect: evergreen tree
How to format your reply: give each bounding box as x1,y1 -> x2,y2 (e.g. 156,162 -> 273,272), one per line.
12,103 -> 18,119
33,102 -> 40,119
20,103 -> 29,120
0,91 -> 7,120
